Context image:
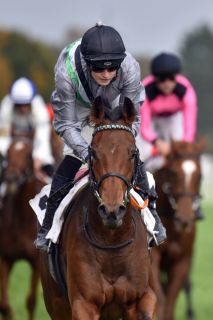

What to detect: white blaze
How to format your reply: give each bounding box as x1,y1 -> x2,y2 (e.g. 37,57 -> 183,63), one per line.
182,160 -> 197,188
14,141 -> 25,151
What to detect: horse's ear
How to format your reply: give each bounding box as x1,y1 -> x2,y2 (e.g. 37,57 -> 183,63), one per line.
121,97 -> 136,125
90,96 -> 105,125
170,140 -> 182,156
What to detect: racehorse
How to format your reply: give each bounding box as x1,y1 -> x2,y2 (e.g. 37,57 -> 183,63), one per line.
151,140 -> 205,320
0,136 -> 40,320
40,96 -> 157,320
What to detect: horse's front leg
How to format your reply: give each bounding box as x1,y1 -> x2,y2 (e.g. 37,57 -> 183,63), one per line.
137,286 -> 157,320
71,299 -> 100,320
151,249 -> 166,320
26,263 -> 40,320
0,259 -> 13,320
165,257 -> 191,320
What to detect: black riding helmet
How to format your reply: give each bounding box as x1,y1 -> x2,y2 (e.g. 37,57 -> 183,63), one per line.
81,22 -> 126,69
151,52 -> 181,77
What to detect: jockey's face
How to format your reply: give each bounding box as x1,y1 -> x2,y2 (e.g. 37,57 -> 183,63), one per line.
14,104 -> 31,115
91,69 -> 117,86
156,76 -> 176,95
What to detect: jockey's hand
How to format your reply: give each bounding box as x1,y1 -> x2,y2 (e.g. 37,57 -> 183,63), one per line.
155,139 -> 171,157
33,158 -> 51,184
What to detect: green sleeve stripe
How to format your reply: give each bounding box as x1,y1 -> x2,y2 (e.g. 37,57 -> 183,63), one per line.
66,43 -> 92,108
66,43 -> 79,87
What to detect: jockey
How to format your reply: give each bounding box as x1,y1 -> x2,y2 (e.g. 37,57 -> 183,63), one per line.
139,52 -> 203,219
0,77 -> 54,183
35,23 -> 166,251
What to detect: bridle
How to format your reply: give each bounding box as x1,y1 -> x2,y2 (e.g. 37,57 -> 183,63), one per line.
82,124 -> 140,250
2,137 -> 33,191
88,124 -> 140,204
162,153 -> 201,212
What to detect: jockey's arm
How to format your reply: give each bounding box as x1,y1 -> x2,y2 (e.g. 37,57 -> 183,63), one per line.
182,85 -> 198,142
0,95 -> 13,157
119,54 -> 145,136
51,59 -> 89,162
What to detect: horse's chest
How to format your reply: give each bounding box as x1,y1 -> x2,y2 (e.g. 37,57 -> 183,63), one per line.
102,266 -> 149,304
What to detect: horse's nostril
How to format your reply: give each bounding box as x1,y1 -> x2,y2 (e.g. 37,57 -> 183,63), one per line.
117,205 -> 126,218
98,204 -> 126,221
98,204 -> 108,218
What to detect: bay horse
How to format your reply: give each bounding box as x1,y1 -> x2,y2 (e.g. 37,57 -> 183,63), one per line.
151,140 -> 205,320
0,136 -> 41,320
40,96 -> 156,320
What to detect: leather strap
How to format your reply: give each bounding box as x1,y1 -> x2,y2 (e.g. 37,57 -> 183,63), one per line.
75,45 -> 94,103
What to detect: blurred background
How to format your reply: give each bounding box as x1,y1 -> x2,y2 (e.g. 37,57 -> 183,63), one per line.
0,0 -> 213,319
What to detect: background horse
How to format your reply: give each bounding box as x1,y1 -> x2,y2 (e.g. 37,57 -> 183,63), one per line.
0,136 -> 41,320
50,126 -> 63,167
151,140 -> 205,320
40,96 -> 156,320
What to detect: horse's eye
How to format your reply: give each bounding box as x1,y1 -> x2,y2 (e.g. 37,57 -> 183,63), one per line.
130,149 -> 137,159
90,148 -> 97,160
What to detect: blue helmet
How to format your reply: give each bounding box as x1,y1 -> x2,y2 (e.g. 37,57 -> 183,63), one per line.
151,53 -> 181,76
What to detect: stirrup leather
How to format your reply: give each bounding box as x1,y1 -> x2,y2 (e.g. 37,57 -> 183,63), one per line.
129,188 -> 159,246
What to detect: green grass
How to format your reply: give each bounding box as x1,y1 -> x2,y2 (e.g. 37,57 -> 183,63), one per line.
7,203 -> 213,319
176,202 -> 213,319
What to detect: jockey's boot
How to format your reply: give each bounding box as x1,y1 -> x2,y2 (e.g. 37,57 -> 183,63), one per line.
34,173 -> 73,251
34,156 -> 82,252
135,161 -> 167,247
147,197 -> 167,247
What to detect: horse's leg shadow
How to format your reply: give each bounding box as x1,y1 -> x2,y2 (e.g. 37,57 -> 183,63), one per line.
0,260 -> 13,320
183,276 -> 196,320
26,264 -> 40,320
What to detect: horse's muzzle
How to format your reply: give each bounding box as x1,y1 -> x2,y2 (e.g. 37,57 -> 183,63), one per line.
98,203 -> 126,229
174,214 -> 195,232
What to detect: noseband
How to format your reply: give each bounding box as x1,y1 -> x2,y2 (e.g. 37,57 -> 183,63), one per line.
88,124 -> 139,203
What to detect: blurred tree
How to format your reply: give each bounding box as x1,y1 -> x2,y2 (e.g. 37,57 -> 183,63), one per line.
0,30 -> 59,101
64,27 -> 86,44
136,55 -> 151,79
180,25 -> 213,150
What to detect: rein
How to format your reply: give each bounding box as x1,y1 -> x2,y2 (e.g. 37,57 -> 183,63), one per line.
163,182 -> 201,211
82,207 -> 136,250
162,152 -> 201,212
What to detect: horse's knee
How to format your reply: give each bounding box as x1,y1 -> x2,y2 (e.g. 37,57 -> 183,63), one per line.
72,300 -> 100,320
26,295 -> 36,315
138,287 -> 157,319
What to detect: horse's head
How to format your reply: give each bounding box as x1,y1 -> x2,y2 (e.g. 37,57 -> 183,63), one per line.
164,139 -> 205,231
3,138 -> 33,193
89,96 -> 138,229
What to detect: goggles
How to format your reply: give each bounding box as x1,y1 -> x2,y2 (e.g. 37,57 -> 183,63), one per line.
90,64 -> 120,73
156,74 -> 175,82
87,59 -> 122,73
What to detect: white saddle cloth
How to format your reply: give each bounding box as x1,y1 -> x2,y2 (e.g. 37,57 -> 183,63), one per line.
29,175 -> 89,244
